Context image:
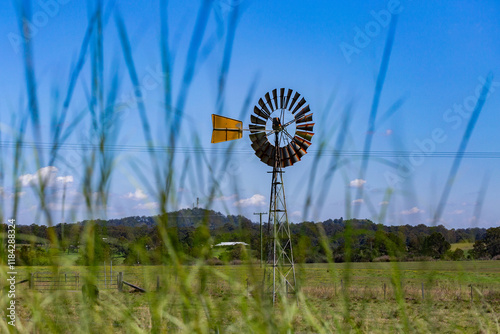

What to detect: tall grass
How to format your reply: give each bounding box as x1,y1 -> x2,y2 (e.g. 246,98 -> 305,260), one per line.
0,1 -> 498,333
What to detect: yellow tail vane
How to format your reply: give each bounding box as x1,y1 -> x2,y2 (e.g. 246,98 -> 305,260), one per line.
211,114 -> 243,143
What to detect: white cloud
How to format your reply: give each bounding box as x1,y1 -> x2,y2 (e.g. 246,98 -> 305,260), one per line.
349,179 -> 366,188
134,202 -> 159,210
385,129 -> 393,136
47,202 -> 79,211
19,166 -> 58,187
233,194 -> 266,207
56,175 -> 74,184
124,188 -> 147,200
0,187 -> 25,199
19,166 -> 73,187
379,201 -> 389,206
291,211 -> 302,220
449,209 -> 465,215
213,194 -> 237,201
401,207 -> 424,215
352,199 -> 364,205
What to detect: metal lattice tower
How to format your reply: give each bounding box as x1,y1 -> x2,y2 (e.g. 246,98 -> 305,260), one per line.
264,130 -> 296,302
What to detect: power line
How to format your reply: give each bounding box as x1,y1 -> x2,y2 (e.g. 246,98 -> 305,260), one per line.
2,141 -> 500,158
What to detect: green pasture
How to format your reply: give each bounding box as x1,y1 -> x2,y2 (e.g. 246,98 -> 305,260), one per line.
2,261 -> 499,333
450,242 -> 475,251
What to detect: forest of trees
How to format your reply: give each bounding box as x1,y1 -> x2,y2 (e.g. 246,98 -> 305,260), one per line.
2,208 -> 499,266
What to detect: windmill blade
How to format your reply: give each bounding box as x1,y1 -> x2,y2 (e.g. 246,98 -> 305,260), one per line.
280,88 -> 285,108
291,141 -> 306,158
266,144 -> 275,157
284,89 -> 293,109
292,97 -> 307,114
296,123 -> 314,132
281,149 -> 293,167
250,134 -> 268,151
296,131 -> 314,142
286,143 -> 297,158
296,113 -> 313,124
262,155 -> 275,167
251,143 -> 266,158
286,144 -> 300,164
249,132 -> 266,143
260,153 -> 270,164
272,89 -> 278,110
249,124 -> 266,133
288,92 -> 300,111
254,106 -> 270,120
256,141 -> 271,158
293,136 -> 312,151
251,115 -> 267,125
265,92 -> 274,111
258,98 -> 271,115
290,155 -> 300,164
282,146 -> 290,159
294,105 -> 311,119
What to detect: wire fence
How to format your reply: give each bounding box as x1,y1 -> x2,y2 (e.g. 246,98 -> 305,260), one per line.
30,264 -> 118,290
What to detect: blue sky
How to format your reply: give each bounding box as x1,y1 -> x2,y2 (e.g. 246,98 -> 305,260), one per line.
1,0 -> 500,229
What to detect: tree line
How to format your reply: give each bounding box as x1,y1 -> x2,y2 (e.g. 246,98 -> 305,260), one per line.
2,208 -> 499,265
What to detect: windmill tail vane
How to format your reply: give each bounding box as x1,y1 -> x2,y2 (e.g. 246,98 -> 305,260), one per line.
211,114 -> 243,144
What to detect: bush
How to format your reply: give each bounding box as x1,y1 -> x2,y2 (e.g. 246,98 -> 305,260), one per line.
206,257 -> 223,265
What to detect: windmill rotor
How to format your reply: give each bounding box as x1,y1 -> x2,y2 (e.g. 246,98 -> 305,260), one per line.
249,88 -> 314,168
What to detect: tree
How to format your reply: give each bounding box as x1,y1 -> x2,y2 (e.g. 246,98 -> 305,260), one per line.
471,227 -> 500,259
448,248 -> 464,261
484,227 -> 500,257
422,232 -> 450,259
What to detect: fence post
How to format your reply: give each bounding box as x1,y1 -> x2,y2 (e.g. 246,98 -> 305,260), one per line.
421,282 -> 424,300
156,275 -> 160,292
30,273 -> 34,289
470,284 -> 473,304
118,272 -> 123,292
65,273 -> 67,283
384,283 -> 386,300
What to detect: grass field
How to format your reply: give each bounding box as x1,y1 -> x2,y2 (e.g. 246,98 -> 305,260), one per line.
2,261 -> 499,333
450,242 -> 475,251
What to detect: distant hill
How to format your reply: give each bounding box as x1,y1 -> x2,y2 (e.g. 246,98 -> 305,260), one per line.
79,208 -> 253,230
74,209 -> 487,245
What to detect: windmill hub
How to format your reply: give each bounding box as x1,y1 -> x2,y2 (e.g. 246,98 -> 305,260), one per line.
272,117 -> 282,131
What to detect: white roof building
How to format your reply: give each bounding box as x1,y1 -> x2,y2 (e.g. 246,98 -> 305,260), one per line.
214,242 -> 249,247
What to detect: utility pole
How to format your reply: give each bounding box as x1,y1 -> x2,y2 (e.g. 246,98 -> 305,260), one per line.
253,212 -> 267,267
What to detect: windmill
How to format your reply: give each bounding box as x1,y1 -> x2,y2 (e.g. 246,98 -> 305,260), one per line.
211,88 -> 314,302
